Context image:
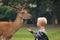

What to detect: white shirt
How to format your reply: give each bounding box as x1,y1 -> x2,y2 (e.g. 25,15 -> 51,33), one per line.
38,28 -> 46,33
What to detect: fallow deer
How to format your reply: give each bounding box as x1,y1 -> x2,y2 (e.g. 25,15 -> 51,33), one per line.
0,3 -> 31,40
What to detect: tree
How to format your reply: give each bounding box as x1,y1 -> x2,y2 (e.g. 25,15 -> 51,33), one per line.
1,0 -> 60,24
0,6 -> 16,21
53,0 -> 60,24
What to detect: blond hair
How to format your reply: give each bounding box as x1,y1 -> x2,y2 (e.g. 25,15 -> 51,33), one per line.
37,17 -> 47,24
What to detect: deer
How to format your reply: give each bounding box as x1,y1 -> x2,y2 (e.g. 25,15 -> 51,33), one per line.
0,3 -> 31,40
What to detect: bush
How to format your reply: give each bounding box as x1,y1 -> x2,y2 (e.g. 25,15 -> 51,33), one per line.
0,6 -> 16,21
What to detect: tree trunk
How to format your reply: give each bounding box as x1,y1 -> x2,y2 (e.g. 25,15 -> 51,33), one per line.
52,16 -> 58,24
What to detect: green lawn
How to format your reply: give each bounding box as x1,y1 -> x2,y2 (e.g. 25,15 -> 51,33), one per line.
11,28 -> 60,40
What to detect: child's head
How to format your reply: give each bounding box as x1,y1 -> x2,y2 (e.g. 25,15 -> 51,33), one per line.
37,17 -> 47,27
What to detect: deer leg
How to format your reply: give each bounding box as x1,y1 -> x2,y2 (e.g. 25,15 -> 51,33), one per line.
1,36 -> 9,40
1,38 -> 9,40
1,37 -> 9,40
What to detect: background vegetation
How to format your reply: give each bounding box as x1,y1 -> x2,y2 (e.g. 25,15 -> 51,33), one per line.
0,0 -> 60,24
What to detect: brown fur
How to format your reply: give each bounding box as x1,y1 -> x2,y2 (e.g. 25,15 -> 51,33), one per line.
0,7 -> 31,40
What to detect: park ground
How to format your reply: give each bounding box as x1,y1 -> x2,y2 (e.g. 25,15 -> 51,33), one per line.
11,24 -> 60,40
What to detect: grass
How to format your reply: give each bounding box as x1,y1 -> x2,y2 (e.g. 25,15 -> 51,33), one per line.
47,29 -> 60,40
11,27 -> 60,40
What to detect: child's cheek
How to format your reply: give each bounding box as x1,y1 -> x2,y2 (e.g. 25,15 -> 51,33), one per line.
37,23 -> 39,26
39,22 -> 44,26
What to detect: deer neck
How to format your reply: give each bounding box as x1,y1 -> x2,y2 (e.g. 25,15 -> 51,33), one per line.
13,13 -> 23,26
7,13 -> 23,35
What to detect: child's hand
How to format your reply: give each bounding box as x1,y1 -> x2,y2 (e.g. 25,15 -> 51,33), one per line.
27,28 -> 32,32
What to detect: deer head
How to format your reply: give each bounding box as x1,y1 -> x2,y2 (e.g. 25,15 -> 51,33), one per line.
8,2 -> 31,19
19,8 -> 31,19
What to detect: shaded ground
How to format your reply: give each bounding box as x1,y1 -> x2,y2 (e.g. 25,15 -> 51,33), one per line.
21,24 -> 60,30
46,25 -> 60,30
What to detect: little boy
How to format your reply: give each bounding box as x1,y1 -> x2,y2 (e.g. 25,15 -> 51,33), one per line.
27,17 -> 49,40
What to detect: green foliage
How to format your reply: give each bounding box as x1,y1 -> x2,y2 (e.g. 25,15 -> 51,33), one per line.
2,0 -> 60,20
2,0 -> 26,5
39,0 -> 47,14
28,0 -> 47,18
31,10 -> 37,19
54,2 -> 60,17
2,0 -> 10,5
0,6 -> 16,19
